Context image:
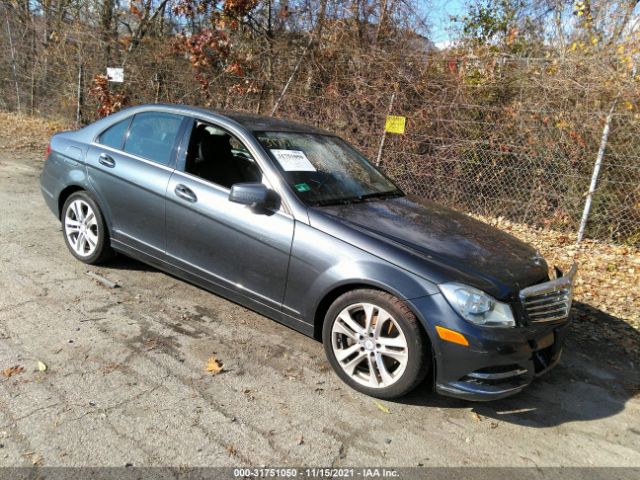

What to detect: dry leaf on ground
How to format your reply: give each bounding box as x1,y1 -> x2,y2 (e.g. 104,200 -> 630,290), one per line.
206,355 -> 224,374
374,400 -> 391,413
2,366 -> 25,378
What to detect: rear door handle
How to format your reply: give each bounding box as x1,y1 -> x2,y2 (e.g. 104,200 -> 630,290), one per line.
175,184 -> 197,203
98,153 -> 116,168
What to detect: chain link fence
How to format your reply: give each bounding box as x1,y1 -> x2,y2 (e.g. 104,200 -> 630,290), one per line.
377,90 -> 640,246
1,9 -> 639,244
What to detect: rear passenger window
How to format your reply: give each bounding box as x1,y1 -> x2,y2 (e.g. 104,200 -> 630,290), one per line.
98,118 -> 130,149
123,112 -> 183,166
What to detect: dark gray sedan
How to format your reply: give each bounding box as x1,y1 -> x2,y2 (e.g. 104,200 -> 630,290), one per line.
40,104 -> 576,400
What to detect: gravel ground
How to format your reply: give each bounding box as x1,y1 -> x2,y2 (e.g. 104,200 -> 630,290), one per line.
0,151 -> 639,468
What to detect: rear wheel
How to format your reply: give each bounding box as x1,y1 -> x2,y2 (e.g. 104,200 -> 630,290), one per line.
61,191 -> 113,264
322,289 -> 430,399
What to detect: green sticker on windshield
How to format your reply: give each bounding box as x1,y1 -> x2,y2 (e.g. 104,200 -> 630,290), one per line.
295,183 -> 311,192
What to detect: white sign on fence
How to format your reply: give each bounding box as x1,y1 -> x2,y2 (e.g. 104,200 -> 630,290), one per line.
106,67 -> 124,83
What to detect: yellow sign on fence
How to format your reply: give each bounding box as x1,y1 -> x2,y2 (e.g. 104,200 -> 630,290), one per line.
385,115 -> 406,134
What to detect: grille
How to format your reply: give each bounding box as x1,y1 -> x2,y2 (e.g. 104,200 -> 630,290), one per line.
519,264 -> 577,323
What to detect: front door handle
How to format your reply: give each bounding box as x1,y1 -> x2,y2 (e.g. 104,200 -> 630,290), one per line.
175,184 -> 197,203
98,153 -> 116,168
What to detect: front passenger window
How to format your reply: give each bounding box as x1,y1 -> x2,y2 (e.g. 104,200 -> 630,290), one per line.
184,121 -> 262,189
123,112 -> 183,166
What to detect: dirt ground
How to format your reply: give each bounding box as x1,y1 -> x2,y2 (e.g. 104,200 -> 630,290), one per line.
0,148 -> 639,468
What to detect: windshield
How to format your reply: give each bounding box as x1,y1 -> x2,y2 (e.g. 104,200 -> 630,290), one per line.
256,132 -> 403,206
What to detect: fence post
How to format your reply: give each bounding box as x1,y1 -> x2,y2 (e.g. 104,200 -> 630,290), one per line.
75,62 -> 83,127
30,69 -> 35,115
576,99 -> 617,243
153,73 -> 163,103
375,92 -> 395,167
5,13 -> 21,113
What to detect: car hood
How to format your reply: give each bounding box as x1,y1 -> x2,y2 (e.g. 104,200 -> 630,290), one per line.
310,196 -> 549,300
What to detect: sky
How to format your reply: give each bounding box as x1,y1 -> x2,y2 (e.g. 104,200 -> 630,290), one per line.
419,0 -> 467,47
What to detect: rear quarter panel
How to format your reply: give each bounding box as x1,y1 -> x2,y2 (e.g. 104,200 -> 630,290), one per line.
40,132 -> 92,218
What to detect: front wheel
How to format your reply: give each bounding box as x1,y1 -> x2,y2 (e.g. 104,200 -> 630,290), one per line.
322,289 -> 430,399
61,191 -> 113,264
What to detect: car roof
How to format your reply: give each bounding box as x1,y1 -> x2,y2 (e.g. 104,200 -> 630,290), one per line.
221,111 -> 334,136
137,104 -> 334,136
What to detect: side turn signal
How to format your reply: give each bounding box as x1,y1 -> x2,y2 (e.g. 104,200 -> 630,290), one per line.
436,326 -> 469,347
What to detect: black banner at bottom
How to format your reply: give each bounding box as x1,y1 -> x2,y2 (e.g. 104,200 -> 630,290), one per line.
0,467 -> 637,480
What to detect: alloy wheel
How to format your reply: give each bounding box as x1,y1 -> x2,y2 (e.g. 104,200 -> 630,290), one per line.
64,199 -> 99,257
331,302 -> 409,388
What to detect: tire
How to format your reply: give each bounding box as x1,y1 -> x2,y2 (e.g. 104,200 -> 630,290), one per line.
61,191 -> 113,265
322,289 -> 430,399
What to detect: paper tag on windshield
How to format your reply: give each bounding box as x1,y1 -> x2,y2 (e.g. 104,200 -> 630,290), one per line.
271,149 -> 316,172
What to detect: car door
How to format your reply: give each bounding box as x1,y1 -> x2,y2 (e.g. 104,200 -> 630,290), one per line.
86,111 -> 186,256
165,119 -> 294,311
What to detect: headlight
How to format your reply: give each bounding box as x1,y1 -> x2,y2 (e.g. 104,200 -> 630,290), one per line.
438,283 -> 516,327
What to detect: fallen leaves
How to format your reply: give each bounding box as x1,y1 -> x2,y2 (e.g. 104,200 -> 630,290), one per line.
243,388 -> 256,401
0,112 -> 70,154
100,363 -> 122,374
2,366 -> 24,378
206,355 -> 224,374
23,452 -> 43,465
143,337 -> 164,352
374,400 -> 391,413
285,367 -> 303,380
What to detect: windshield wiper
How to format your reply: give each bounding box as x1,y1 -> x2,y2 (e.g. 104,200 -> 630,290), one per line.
358,190 -> 404,201
311,190 -> 403,207
312,196 -> 362,207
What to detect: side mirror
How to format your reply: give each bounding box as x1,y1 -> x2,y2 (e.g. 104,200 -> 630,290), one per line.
229,182 -> 272,208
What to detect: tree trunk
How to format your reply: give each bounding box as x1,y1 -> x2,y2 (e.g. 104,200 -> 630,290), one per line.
101,0 -> 116,65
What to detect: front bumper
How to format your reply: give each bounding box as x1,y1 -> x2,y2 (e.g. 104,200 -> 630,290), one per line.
408,270 -> 575,402
433,323 -> 568,401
